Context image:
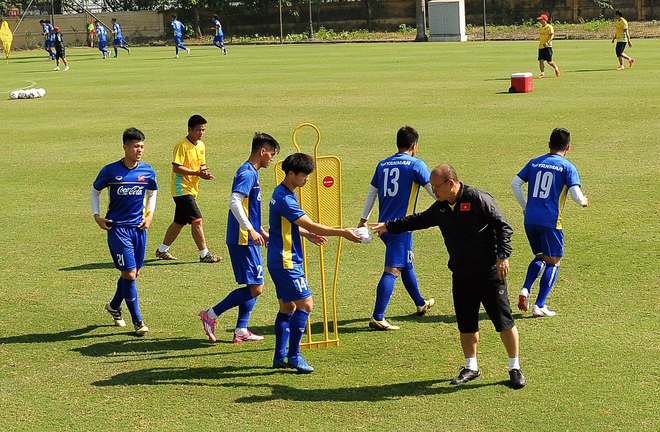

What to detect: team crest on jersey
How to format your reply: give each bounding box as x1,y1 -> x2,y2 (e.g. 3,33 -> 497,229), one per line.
115,176 -> 123,181
138,175 -> 145,181
460,203 -> 470,211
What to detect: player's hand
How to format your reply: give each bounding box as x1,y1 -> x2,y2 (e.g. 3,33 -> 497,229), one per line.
261,230 -> 270,248
304,232 -> 327,246
138,213 -> 154,230
343,228 -> 362,243
496,257 -> 510,280
94,215 -> 112,231
198,169 -> 215,180
628,41 -> 633,47
357,218 -> 368,229
612,38 -> 615,43
369,222 -> 387,237
248,228 -> 265,246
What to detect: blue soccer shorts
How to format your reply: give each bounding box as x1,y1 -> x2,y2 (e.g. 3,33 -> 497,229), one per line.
269,265 -> 311,303
98,40 -> 107,50
113,37 -> 123,46
107,226 -> 147,271
213,35 -> 224,43
174,36 -> 182,45
524,223 -> 564,258
380,231 -> 413,269
228,244 -> 264,286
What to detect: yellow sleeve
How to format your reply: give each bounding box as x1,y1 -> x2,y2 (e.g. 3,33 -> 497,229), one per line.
172,141 -> 186,166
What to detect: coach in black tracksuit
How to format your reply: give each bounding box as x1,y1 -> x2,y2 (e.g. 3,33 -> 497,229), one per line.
370,164 -> 526,389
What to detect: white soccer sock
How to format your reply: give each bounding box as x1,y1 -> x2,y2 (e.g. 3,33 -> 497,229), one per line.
158,244 -> 170,253
235,328 -> 248,336
466,357 -> 478,371
199,248 -> 209,258
509,357 -> 520,371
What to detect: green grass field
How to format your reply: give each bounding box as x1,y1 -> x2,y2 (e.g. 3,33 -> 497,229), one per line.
1,41 -> 659,431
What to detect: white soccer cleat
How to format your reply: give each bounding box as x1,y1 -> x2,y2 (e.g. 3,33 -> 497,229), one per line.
518,288 -> 530,312
532,304 -> 556,317
64,66 -> 69,71
52,66 -> 60,71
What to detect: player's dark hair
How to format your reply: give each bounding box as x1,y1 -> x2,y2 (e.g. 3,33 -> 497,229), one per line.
172,14 -> 177,19
615,10 -> 623,17
396,126 -> 419,151
45,19 -> 50,24
111,18 -> 116,22
282,153 -> 315,175
213,14 -> 219,20
252,133 -> 280,154
188,114 -> 207,129
39,20 -> 45,24
123,127 -> 145,145
549,127 -> 570,151
94,20 -> 99,24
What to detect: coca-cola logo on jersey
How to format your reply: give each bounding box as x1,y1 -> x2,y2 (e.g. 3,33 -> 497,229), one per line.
117,186 -> 145,196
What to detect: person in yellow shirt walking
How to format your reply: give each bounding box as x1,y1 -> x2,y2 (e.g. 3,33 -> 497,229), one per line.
156,115 -> 221,263
612,10 -> 634,70
537,14 -> 560,79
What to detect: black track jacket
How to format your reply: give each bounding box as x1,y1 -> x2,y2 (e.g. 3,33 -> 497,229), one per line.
385,183 -> 513,276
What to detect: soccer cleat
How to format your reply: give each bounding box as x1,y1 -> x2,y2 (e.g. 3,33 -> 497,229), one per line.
537,75 -> 546,79
273,358 -> 292,369
518,288 -> 530,312
174,55 -> 179,59
199,310 -> 217,342
64,66 -> 69,71
416,298 -> 436,316
555,67 -> 560,77
134,320 -> 149,336
223,50 -> 227,55
127,47 -> 131,55
288,355 -> 314,373
509,368 -> 527,389
200,252 -> 221,263
617,66 -> 625,71
369,317 -> 400,331
629,58 -> 635,68
53,66 -> 60,71
450,367 -> 482,385
155,249 -> 178,260
187,48 -> 191,55
233,330 -> 264,343
105,303 -> 126,327
113,54 -> 117,58
532,304 -> 556,317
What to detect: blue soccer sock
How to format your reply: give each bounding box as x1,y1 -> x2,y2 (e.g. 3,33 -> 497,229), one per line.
523,258 -> 546,293
211,287 -> 253,317
114,47 -> 118,56
274,312 -> 292,361
236,297 -> 257,329
48,49 -> 56,59
122,46 -> 130,52
179,44 -> 188,51
287,309 -> 310,360
373,271 -> 397,321
400,268 -> 425,307
214,42 -> 221,49
121,277 -> 142,323
536,264 -> 559,307
110,277 -> 124,310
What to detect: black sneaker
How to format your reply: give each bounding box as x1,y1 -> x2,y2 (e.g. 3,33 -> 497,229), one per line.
450,367 -> 481,385
200,252 -> 221,263
509,368 -> 527,389
133,320 -> 149,336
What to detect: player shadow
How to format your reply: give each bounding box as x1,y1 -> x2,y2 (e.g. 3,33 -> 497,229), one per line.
572,68 -> 613,73
0,324 -> 107,345
59,262 -> 117,271
91,365 -> 279,387
72,336 -> 225,358
230,378 -> 504,403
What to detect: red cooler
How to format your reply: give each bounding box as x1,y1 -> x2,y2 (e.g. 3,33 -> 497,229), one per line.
510,73 -> 533,93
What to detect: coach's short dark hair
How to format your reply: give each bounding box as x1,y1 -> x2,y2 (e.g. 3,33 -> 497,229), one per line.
396,126 -> 419,151
282,153 -> 315,175
549,127 -> 570,151
252,133 -> 280,155
123,127 -> 145,145
188,114 -> 207,129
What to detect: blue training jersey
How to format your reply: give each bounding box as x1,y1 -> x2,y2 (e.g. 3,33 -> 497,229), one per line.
371,153 -> 431,222
214,20 -> 224,37
48,24 -> 55,41
267,183 -> 306,270
172,20 -> 185,37
517,153 -> 581,230
96,25 -> 107,41
93,160 -> 158,227
226,162 -> 262,246
42,24 -> 49,36
112,22 -> 122,38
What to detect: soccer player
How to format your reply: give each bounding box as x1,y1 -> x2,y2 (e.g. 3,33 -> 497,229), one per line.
51,27 -> 69,71
199,133 -> 280,343
511,128 -> 588,317
40,19 -> 55,60
171,15 -> 190,58
111,18 -> 130,57
358,126 -> 436,331
537,14 -> 560,79
212,14 -> 227,55
612,10 -> 634,70
91,128 -> 158,336
156,115 -> 220,263
371,164 -> 526,389
269,153 -> 361,373
95,20 -> 109,59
